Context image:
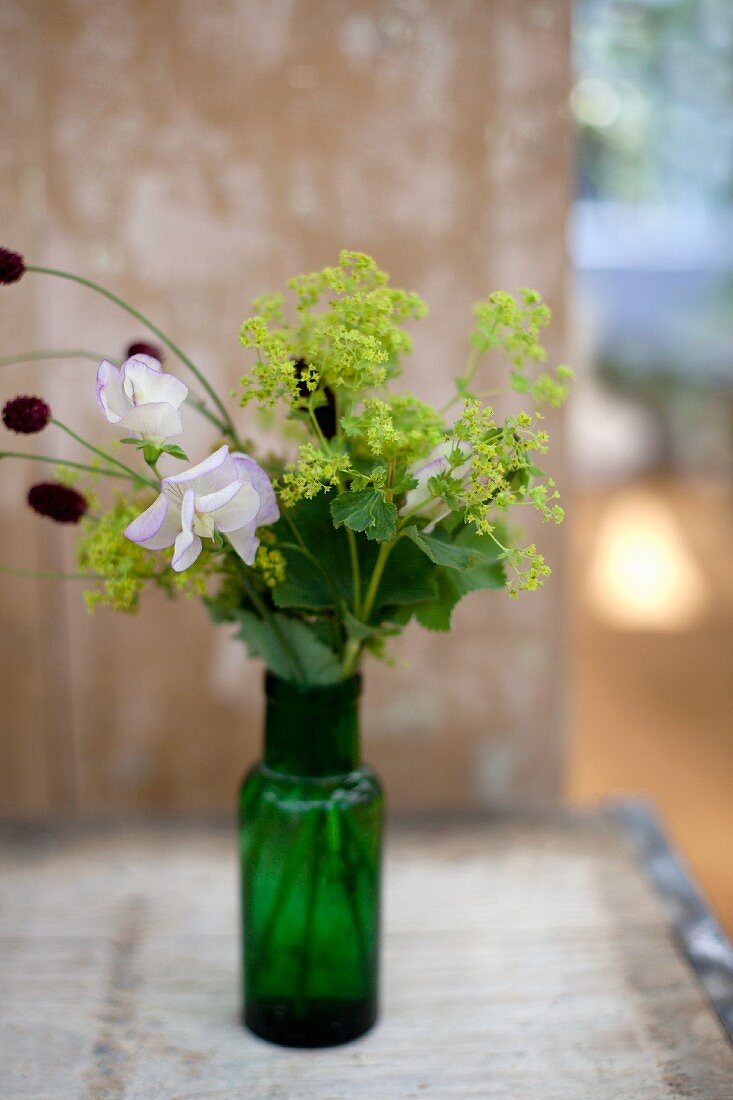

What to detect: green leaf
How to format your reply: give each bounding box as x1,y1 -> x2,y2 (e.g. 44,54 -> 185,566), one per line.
270,497 -> 351,611
203,594 -> 237,624
371,536 -> 438,613
232,609 -> 342,685
391,473 -> 418,495
269,497 -> 436,619
343,608 -> 374,642
330,489 -> 397,542
414,573 -> 457,632
404,526 -> 482,571
160,443 -> 189,461
414,524 -> 507,632
271,550 -> 335,611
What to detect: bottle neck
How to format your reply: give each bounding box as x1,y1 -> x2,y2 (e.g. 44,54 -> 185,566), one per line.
263,672 -> 362,778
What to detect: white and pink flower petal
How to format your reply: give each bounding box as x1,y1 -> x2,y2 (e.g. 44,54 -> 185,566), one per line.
124,492 -> 181,550
196,479 -> 244,516
122,356 -> 188,409
171,490 -> 202,571
206,483 -> 260,533
171,530 -> 202,571
118,401 -> 183,442
163,445 -> 235,497
225,524 -> 259,566
96,360 -> 128,423
232,453 -> 280,526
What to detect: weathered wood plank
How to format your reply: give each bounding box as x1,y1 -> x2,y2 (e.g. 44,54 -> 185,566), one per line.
1,810 -> 731,1098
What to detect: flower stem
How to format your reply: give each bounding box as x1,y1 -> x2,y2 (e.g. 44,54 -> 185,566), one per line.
0,450 -> 135,482
25,265 -> 237,440
439,344 -> 485,415
359,540 -> 393,623
397,492 -> 442,530
51,419 -> 157,489
0,348 -> 108,368
0,565 -> 98,580
346,527 -> 362,612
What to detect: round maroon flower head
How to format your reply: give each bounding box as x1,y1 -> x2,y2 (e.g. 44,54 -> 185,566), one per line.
2,395 -> 51,434
28,482 -> 88,524
0,247 -> 25,285
126,340 -> 164,362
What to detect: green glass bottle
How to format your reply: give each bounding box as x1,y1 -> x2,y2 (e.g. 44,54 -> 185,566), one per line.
239,672 -> 384,1047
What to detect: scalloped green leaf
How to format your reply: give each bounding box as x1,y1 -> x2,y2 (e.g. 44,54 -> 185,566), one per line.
330,489 -> 397,542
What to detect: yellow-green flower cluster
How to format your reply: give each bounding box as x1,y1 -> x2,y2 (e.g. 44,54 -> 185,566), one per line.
279,442 -> 353,505
471,288 -> 551,368
77,496 -> 158,612
503,545 -> 552,599
254,544 -> 286,588
238,251 -> 427,410
320,329 -> 388,391
451,399 -> 562,594
512,363 -> 575,408
238,317 -> 308,408
342,394 -> 444,463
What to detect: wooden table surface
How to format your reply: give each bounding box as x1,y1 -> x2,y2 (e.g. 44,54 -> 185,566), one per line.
1,803 -> 731,1099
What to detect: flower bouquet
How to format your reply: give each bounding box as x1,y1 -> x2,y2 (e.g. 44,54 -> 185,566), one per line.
1,246 -> 570,1047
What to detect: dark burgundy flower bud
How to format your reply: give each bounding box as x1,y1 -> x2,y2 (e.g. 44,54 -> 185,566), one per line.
28,482 -> 88,524
0,248 -> 25,285
126,340 -> 164,362
2,395 -> 51,434
294,358 -> 337,440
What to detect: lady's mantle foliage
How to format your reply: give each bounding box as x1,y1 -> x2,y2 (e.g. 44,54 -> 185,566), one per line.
235,252 -> 570,601
1,244 -> 570,684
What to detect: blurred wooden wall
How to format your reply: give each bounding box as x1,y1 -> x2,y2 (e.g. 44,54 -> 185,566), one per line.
0,0 -> 570,816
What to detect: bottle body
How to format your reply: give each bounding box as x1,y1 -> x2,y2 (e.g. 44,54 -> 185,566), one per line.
239,673 -> 383,1047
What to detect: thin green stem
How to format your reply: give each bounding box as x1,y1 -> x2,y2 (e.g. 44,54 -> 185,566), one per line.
341,639 -> 362,679
0,450 -> 136,482
26,265 -> 236,439
359,540 -> 393,624
439,335 -> 496,415
397,492 -> 442,530
0,566 -> 98,580
346,527 -> 362,612
0,349 -> 109,368
51,419 -> 157,489
186,391 -> 228,431
307,402 -> 329,452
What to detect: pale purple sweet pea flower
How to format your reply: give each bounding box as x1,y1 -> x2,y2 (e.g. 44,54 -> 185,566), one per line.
97,354 -> 188,444
401,440 -> 471,532
125,445 -> 279,572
